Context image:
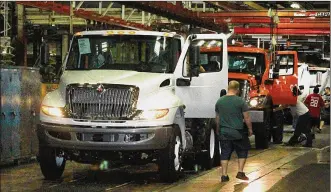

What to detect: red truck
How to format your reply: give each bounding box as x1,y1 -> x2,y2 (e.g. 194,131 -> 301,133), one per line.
200,45 -> 299,149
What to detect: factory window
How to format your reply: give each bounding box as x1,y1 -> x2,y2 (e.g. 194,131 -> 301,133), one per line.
277,55 -> 294,76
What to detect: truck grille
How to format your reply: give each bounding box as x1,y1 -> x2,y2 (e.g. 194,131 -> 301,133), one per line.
66,84 -> 139,120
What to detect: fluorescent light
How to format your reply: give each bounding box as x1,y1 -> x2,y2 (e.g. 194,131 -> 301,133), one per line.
206,40 -> 216,48
291,2 -> 300,9
208,40 -> 216,46
197,40 -> 205,46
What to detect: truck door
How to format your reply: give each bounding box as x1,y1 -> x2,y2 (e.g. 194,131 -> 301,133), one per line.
174,34 -> 229,118
270,51 -> 298,105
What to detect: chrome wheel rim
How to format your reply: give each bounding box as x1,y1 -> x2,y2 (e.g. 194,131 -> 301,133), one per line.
174,136 -> 181,171
55,156 -> 64,167
209,129 -> 215,159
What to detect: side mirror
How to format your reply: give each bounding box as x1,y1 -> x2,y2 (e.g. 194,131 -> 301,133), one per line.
38,42 -> 59,83
292,86 -> 300,96
254,74 -> 262,85
189,45 -> 200,77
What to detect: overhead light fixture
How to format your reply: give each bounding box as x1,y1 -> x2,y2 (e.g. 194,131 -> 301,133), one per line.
290,2 -> 300,9
207,40 -> 216,47
197,40 -> 205,46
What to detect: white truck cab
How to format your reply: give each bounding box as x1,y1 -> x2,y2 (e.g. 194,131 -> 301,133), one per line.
38,30 -> 229,182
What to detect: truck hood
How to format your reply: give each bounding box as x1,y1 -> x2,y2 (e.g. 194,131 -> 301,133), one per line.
59,70 -> 173,97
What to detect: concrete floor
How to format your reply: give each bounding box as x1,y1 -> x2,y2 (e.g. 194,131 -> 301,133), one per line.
1,125 -> 330,192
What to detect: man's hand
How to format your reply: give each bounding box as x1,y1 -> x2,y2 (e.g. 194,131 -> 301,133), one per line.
215,113 -> 220,135
243,111 -> 253,137
248,128 -> 253,137
325,101 -> 330,108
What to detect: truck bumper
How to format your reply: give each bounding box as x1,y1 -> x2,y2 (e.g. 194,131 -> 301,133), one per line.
37,123 -> 174,151
248,110 -> 264,123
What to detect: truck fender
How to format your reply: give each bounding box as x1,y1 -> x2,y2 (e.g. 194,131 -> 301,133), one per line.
174,106 -> 186,150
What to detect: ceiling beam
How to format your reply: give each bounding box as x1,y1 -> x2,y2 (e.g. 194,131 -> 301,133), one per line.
234,27 -> 330,35
277,23 -> 330,29
215,17 -> 330,24
243,2 -> 267,10
205,2 -> 234,11
102,2 -> 114,16
119,1 -> 228,32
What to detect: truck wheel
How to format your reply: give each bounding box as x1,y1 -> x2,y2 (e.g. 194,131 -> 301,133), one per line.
158,128 -> 182,182
202,126 -> 220,169
39,146 -> 66,180
255,123 -> 269,149
271,111 -> 284,144
254,104 -> 272,149
213,137 -> 221,167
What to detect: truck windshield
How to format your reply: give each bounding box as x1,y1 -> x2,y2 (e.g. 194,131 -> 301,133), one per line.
228,52 -> 265,74
66,35 -> 181,73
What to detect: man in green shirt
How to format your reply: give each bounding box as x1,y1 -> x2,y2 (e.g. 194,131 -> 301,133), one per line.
215,80 -> 253,182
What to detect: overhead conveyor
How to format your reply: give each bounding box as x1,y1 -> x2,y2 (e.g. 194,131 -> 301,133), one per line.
118,1 -> 228,33
16,1 -> 152,31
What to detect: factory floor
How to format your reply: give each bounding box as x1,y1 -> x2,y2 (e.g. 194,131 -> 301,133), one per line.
1,125 -> 329,192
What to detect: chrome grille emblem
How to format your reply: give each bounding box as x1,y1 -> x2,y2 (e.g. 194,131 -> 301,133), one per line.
97,84 -> 104,93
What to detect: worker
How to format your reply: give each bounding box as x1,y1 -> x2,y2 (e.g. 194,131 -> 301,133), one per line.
321,87 -> 330,125
215,80 -> 253,182
304,86 -> 325,135
274,90 -> 313,147
323,87 -> 330,112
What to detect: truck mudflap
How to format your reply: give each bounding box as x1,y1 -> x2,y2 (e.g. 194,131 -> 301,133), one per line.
248,110 -> 264,123
37,123 -> 174,151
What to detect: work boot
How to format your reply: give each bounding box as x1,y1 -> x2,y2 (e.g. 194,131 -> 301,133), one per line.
236,172 -> 249,180
303,143 -> 313,148
284,142 -> 295,146
312,134 -> 315,140
221,175 -> 230,182
298,133 -> 307,143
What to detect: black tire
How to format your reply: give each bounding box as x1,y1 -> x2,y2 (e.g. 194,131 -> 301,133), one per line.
254,100 -> 272,149
201,127 -> 218,170
211,119 -> 221,167
39,146 -> 66,180
271,110 -> 284,144
255,123 -> 269,149
213,138 -> 221,167
158,127 -> 182,182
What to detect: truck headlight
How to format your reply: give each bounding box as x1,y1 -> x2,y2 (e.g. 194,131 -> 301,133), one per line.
248,97 -> 266,108
41,105 -> 64,117
135,109 -> 169,120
